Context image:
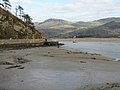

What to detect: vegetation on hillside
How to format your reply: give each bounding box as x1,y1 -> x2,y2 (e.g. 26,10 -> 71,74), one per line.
0,0 -> 42,39
36,18 -> 120,38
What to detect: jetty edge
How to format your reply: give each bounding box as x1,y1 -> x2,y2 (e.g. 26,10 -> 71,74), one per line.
0,39 -> 63,49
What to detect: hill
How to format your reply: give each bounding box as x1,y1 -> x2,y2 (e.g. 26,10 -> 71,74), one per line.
60,20 -> 120,38
93,17 -> 120,24
77,20 -> 120,38
35,17 -> 120,38
0,7 -> 42,39
35,18 -> 76,38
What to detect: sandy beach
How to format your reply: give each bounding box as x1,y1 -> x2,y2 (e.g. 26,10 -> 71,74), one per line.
55,38 -> 120,42
0,46 -> 120,90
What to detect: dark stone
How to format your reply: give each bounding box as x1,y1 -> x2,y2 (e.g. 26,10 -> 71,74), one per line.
80,61 -> 86,63
91,57 -> 96,59
5,65 -> 21,69
18,67 -> 24,69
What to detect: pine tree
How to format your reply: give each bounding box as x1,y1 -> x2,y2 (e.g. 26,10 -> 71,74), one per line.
3,0 -> 12,10
16,6 -> 24,18
22,14 -> 32,24
0,3 -> 4,7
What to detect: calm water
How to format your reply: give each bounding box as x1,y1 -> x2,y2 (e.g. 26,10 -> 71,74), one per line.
61,41 -> 120,61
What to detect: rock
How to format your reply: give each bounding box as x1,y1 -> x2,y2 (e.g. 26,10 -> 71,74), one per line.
85,52 -> 88,54
91,57 -> 96,60
0,61 -> 15,65
67,52 -> 71,54
21,80 -> 24,82
18,66 -> 24,69
80,61 -> 86,63
13,57 -> 31,64
48,52 -> 50,54
5,65 -> 22,69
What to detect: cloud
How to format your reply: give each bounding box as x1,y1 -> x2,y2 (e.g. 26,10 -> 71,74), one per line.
50,0 -> 120,13
10,0 -> 32,4
8,0 -> 120,21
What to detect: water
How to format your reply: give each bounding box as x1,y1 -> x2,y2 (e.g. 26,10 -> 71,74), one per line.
61,41 -> 120,61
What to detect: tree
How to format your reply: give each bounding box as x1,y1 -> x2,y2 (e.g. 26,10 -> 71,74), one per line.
22,14 -> 32,24
15,5 -> 24,18
0,3 -> 4,7
3,0 -> 12,10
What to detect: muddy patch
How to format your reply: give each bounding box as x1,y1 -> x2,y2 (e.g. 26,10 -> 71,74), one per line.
0,56 -> 31,70
0,61 -> 15,65
13,57 -> 31,64
0,56 -> 31,65
78,82 -> 120,90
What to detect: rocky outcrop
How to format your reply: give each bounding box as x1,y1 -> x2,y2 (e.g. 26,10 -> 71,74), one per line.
0,7 -> 42,39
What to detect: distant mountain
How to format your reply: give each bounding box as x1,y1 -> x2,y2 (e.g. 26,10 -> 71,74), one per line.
60,20 -> 120,38
82,20 -> 120,38
35,17 -> 120,38
39,18 -> 67,24
37,18 -> 75,29
93,17 -> 120,24
35,18 -> 76,38
72,21 -> 101,29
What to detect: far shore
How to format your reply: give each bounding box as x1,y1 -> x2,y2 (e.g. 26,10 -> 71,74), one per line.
54,38 -> 120,42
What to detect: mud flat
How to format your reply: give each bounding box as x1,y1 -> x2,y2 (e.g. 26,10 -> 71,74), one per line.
55,38 -> 120,42
0,46 -> 120,90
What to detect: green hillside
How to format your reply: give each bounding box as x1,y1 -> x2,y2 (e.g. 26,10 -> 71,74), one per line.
0,7 -> 42,39
36,17 -> 120,38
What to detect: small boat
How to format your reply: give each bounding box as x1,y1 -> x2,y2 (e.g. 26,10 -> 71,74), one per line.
73,36 -> 77,43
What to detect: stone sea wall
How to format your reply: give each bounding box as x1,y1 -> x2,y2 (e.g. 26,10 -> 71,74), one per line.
0,39 -> 59,49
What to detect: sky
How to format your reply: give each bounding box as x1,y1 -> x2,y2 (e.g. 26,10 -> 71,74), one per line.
1,0 -> 120,22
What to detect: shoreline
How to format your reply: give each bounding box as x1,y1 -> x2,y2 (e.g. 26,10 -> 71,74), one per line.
54,38 -> 120,42
58,39 -> 120,61
62,46 -> 118,61
0,46 -> 120,90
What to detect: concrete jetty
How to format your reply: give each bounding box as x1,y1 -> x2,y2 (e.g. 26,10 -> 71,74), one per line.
0,39 -> 59,49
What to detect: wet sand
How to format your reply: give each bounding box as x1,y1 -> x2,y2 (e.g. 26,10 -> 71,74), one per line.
55,38 -> 120,42
0,47 -> 120,90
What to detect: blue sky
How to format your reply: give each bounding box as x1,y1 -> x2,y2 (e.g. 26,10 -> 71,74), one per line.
1,0 -> 120,22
